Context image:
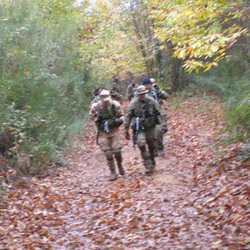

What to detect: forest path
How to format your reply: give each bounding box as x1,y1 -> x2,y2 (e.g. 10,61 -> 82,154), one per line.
2,95 -> 249,250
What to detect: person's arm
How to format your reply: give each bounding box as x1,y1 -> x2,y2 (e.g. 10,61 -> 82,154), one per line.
89,103 -> 98,121
124,102 -> 135,140
157,88 -> 169,100
113,101 -> 124,124
125,85 -> 131,99
153,98 -> 168,133
152,99 -> 161,116
125,103 -> 135,130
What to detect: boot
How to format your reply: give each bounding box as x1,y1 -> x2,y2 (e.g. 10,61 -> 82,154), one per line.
139,146 -> 154,176
145,168 -> 154,175
154,150 -> 159,157
158,150 -> 165,158
117,161 -> 125,176
110,172 -> 117,181
145,158 -> 154,175
149,147 -> 156,172
114,150 -> 125,176
107,160 -> 117,181
151,158 -> 156,169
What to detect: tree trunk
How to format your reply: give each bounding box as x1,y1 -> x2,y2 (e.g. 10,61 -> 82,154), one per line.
166,42 -> 184,91
130,2 -> 150,73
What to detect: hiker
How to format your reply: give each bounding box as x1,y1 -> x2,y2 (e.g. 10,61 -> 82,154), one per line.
124,85 -> 161,175
89,87 -> 106,107
126,82 -> 138,102
110,89 -> 123,104
110,77 -> 120,93
93,86 -> 101,99
89,90 -> 125,181
143,77 -> 168,157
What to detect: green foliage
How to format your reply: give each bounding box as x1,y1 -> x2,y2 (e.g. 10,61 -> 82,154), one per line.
149,0 -> 247,73
170,99 -> 181,109
194,53 -> 250,137
194,54 -> 249,97
0,0 -> 94,171
238,140 -> 250,161
78,0 -> 146,79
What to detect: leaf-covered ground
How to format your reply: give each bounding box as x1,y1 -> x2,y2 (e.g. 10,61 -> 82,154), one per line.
1,95 -> 250,250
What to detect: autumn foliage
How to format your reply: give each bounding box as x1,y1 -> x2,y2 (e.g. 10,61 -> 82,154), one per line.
1,96 -> 250,249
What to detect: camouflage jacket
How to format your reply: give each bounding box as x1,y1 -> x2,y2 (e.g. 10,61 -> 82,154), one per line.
125,96 -> 161,131
147,85 -> 168,103
126,83 -> 138,99
147,85 -> 168,123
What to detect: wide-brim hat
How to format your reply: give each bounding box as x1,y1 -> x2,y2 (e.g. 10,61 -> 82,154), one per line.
136,85 -> 149,95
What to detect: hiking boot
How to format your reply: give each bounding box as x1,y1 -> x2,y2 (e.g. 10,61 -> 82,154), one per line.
118,165 -> 125,176
145,168 -> 154,176
145,159 -> 155,176
114,150 -> 125,176
117,161 -> 125,176
151,157 -> 156,165
109,172 -> 118,181
108,160 -> 117,181
158,150 -> 165,158
154,150 -> 159,157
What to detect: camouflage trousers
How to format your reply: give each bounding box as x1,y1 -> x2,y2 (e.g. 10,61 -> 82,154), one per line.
136,127 -> 156,171
155,124 -> 164,151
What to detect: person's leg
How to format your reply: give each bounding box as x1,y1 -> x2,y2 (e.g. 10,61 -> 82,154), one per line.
155,124 -> 165,157
99,131 -> 117,181
110,129 -> 124,176
113,149 -> 125,175
104,149 -> 117,181
137,131 -> 154,174
146,127 -> 157,172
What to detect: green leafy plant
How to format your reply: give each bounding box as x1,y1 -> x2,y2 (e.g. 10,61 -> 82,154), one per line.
0,0 -> 96,173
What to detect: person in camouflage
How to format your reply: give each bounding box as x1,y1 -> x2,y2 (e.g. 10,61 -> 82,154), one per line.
143,77 -> 169,157
110,77 -> 120,93
110,89 -> 123,104
89,90 -> 125,181
126,82 -> 138,102
124,85 -> 161,175
89,87 -> 105,108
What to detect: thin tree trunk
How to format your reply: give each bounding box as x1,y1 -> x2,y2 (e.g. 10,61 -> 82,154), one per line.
130,2 -> 150,73
166,41 -> 183,91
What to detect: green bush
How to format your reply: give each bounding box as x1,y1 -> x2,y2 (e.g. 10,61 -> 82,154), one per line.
194,53 -> 250,137
0,0 -> 95,171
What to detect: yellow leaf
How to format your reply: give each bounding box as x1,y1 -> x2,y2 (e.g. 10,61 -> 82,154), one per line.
179,49 -> 186,59
193,49 -> 200,58
211,45 -> 219,53
41,157 -> 47,163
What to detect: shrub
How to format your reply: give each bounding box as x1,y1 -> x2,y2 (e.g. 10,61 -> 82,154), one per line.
0,0 -> 95,172
194,53 -> 250,137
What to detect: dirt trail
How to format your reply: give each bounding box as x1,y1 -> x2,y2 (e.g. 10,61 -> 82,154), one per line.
1,96 -> 249,250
